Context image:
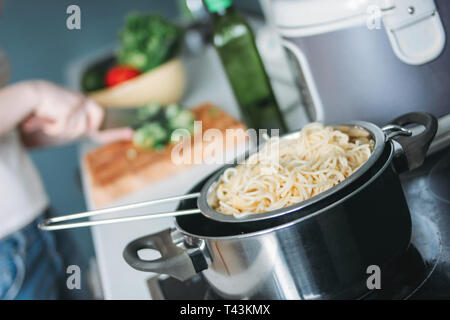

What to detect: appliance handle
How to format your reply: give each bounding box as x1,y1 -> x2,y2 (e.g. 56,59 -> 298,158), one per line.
281,39 -> 324,122
386,112 -> 438,172
123,229 -> 208,281
382,0 -> 446,65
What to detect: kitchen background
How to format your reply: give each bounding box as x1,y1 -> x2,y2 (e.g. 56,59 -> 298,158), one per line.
0,0 -> 266,298
1,0 -> 449,300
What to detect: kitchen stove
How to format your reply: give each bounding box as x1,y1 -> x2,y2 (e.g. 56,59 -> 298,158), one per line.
146,147 -> 450,300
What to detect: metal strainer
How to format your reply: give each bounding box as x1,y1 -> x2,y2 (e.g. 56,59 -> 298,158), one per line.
38,121 -> 410,231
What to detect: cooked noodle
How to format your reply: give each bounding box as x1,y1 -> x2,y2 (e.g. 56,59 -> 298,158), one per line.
208,123 -> 374,218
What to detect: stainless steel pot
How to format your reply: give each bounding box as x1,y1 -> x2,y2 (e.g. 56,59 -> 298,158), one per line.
123,112 -> 438,299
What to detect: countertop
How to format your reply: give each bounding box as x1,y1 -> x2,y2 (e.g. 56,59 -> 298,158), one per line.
77,41 -> 306,299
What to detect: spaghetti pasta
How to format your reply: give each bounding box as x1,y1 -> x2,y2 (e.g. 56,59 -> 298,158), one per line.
208,123 -> 374,218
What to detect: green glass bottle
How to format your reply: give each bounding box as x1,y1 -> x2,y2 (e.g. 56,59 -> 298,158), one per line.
204,0 -> 288,134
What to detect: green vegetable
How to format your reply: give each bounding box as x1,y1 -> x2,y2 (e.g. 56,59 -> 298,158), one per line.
165,104 -> 195,133
165,104 -> 180,119
169,109 -> 195,133
132,103 -> 195,150
133,122 -> 168,150
81,67 -> 105,92
118,13 -> 183,72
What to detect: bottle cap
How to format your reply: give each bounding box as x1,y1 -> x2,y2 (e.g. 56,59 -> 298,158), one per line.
204,0 -> 232,13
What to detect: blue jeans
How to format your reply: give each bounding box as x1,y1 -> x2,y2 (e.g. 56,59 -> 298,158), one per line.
0,214 -> 63,299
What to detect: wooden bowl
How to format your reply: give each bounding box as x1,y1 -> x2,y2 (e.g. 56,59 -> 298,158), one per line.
88,58 -> 186,108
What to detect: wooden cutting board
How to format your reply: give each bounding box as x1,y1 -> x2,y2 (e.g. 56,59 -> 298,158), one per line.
84,103 -> 247,207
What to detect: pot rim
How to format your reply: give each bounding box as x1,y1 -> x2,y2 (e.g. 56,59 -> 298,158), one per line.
175,140 -> 395,241
197,121 -> 386,223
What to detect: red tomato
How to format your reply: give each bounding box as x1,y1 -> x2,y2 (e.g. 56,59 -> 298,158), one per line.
105,65 -> 141,87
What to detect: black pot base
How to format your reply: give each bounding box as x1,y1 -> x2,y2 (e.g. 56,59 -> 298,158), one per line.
146,210 -> 441,300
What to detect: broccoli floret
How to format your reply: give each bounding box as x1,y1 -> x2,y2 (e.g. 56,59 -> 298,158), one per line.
165,104 -> 180,119
169,109 -> 195,133
133,103 -> 194,150
118,13 -> 183,72
133,122 -> 168,150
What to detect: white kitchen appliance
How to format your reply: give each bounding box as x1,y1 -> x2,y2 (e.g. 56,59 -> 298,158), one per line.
260,0 -> 450,126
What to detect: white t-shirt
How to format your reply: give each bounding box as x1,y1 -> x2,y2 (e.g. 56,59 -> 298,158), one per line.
0,50 -> 48,238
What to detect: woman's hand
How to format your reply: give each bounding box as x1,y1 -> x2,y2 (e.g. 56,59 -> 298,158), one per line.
16,81 -> 133,147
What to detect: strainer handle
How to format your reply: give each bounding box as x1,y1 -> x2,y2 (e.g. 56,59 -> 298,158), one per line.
38,193 -> 201,231
388,112 -> 438,172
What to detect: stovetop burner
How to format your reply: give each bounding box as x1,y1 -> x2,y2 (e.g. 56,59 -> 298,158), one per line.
364,213 -> 441,300
146,148 -> 450,300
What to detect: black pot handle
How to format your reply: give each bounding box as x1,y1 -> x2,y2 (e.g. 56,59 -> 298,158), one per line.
123,229 -> 207,281
389,112 -> 438,172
